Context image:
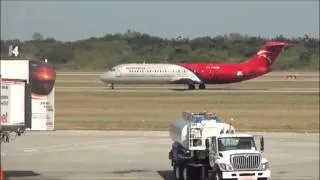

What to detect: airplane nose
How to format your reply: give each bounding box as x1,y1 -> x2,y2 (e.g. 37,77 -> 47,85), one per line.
99,71 -> 116,83
99,72 -> 108,82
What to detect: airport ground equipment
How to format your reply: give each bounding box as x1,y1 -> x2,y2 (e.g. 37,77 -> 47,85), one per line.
0,78 -> 31,144
1,59 -> 56,131
168,111 -> 270,180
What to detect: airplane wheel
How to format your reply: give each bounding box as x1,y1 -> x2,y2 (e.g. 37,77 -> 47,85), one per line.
188,84 -> 195,90
199,84 -> 206,89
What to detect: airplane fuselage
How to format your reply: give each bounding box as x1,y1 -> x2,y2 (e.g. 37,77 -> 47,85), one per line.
99,62 -> 269,90
99,41 -> 288,90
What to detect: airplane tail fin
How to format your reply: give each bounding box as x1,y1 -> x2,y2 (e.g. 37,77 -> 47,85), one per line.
248,41 -> 289,67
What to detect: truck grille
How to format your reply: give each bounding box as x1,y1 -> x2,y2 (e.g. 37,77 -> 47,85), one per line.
231,153 -> 261,170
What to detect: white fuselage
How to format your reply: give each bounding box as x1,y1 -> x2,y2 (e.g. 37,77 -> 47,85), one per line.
99,63 -> 202,84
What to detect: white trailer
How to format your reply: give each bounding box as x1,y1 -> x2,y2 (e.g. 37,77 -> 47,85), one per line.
0,78 -> 31,143
168,111 -> 270,180
1,59 -> 55,131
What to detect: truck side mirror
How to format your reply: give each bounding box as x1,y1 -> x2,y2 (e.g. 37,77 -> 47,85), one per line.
260,136 -> 264,152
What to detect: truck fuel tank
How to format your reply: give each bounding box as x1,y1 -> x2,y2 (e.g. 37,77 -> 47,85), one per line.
169,111 -> 235,150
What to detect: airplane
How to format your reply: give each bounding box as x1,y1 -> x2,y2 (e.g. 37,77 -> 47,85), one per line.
99,41 -> 289,90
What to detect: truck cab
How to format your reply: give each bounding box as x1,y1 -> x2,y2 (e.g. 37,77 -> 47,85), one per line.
207,134 -> 270,180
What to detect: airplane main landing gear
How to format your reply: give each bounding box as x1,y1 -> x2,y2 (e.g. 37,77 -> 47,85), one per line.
199,83 -> 206,89
187,83 -> 205,90
188,84 -> 195,90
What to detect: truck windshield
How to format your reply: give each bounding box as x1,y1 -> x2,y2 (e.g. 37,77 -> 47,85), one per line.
217,137 -> 256,151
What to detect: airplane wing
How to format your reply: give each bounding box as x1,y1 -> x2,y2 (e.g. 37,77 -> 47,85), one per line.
170,77 -> 202,84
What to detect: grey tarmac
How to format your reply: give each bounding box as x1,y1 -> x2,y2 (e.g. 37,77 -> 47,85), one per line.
55,86 -> 319,93
1,131 -> 319,180
55,71 -> 319,77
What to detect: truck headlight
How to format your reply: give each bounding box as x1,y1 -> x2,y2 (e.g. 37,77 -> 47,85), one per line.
219,163 -> 233,171
259,162 -> 269,170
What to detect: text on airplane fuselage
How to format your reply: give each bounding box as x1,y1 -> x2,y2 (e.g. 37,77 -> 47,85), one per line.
207,66 -> 220,69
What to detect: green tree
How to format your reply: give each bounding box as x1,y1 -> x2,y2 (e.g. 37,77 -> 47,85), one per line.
32,32 -> 44,41
0,30 -> 318,71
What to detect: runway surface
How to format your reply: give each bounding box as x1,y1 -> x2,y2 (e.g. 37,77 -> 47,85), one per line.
55,86 -> 319,93
55,71 -> 319,93
56,71 -> 319,77
1,131 -> 319,180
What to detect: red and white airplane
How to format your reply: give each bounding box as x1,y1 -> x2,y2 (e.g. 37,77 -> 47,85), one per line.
99,41 -> 288,90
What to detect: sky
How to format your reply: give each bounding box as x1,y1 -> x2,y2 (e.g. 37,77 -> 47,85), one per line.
1,1 -> 319,42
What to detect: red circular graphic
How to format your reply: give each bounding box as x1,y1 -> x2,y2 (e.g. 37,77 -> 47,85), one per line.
29,61 -> 56,96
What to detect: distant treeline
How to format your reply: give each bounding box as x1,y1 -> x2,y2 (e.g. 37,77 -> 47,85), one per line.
1,30 -> 319,70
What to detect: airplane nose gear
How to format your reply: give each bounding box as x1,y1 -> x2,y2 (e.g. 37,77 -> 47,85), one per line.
110,83 -> 114,89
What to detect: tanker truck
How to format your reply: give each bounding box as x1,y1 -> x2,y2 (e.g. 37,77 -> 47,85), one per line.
168,111 -> 270,180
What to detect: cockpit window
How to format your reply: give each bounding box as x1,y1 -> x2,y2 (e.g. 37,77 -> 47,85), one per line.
110,68 -> 116,71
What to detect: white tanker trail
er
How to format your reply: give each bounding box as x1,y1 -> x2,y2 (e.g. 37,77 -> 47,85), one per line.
168,111 -> 270,180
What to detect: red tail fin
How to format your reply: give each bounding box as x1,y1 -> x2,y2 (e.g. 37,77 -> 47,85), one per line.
248,41 -> 288,67
258,41 -> 289,64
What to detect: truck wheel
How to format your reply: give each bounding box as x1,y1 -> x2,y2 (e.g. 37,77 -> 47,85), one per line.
214,170 -> 223,180
174,164 -> 183,180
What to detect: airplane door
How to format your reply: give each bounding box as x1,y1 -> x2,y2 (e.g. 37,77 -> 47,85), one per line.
116,69 -> 121,77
